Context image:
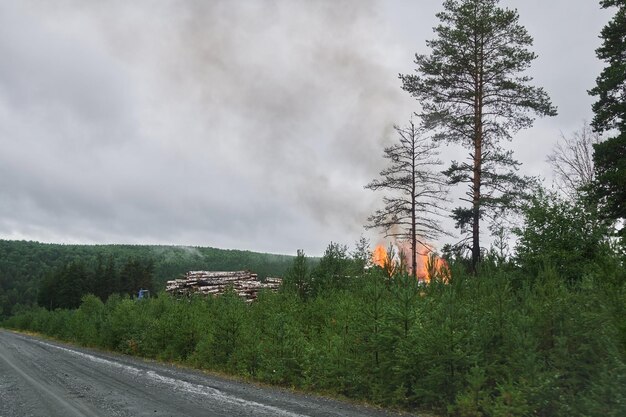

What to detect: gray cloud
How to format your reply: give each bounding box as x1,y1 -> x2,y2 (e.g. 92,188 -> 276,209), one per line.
0,0 -> 612,254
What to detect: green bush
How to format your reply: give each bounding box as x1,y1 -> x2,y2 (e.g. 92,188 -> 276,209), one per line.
2,252 -> 624,416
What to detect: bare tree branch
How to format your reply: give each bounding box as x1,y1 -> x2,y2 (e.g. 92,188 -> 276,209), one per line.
547,121 -> 603,199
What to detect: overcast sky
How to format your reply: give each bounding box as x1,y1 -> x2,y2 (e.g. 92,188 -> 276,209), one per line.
0,0 -> 613,255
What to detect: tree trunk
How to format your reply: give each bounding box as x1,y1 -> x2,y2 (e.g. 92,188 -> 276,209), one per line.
471,33 -> 484,273
411,139 -> 418,279
412,198 -> 417,278
472,140 -> 481,272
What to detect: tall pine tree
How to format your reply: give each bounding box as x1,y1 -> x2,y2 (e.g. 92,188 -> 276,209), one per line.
589,0 -> 626,236
400,0 -> 556,270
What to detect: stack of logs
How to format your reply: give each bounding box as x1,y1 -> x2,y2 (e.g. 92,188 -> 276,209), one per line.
165,271 -> 282,302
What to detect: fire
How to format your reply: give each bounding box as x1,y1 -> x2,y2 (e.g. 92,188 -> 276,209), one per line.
371,242 -> 449,283
415,249 -> 449,283
372,244 -> 388,268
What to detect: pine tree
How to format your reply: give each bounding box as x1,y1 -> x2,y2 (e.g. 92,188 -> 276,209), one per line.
350,235 -> 372,275
589,0 -> 626,235
93,255 -> 108,301
365,119 -> 448,278
311,242 -> 351,293
283,250 -> 309,299
104,255 -> 119,297
58,261 -> 88,309
400,0 -> 556,270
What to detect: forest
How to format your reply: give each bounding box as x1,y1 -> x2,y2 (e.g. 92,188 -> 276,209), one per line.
2,0 -> 626,416
3,207 -> 625,416
0,240 -> 294,317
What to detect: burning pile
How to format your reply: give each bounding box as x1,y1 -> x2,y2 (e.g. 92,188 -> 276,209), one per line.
372,245 -> 389,269
166,271 -> 282,302
372,243 -> 448,283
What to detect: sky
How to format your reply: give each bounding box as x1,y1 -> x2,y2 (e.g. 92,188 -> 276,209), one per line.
0,0 -> 613,256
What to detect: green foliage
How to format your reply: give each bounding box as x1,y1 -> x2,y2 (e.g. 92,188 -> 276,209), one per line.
350,235 -> 372,276
590,0 -> 626,134
309,242 -> 352,295
592,133 -> 626,235
0,240 -> 294,317
37,257 -> 155,310
400,0 -> 556,270
37,261 -> 90,310
590,0 -> 626,237
448,366 -> 490,417
514,190 -> 612,284
282,249 -> 310,300
4,253 -> 624,416
73,294 -> 105,346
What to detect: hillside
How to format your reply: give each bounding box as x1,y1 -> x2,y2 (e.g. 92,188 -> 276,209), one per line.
0,240 -> 294,316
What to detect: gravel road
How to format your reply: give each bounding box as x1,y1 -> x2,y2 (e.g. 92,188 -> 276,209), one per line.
0,330 -> 417,417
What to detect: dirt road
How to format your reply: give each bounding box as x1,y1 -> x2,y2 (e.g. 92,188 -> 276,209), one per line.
0,330 -> 416,417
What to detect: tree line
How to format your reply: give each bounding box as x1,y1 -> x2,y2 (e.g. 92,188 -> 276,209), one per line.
37,256 -> 154,310
0,240 -> 294,317
4,217 -> 624,416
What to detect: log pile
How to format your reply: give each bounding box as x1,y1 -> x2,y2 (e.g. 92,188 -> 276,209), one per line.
165,271 -> 282,302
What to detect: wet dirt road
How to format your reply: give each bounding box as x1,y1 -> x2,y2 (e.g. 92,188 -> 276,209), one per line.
0,330 -> 416,417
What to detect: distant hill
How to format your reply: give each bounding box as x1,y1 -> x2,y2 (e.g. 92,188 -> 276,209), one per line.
0,240 -> 294,316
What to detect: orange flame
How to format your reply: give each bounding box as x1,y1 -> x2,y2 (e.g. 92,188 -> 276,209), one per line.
372,242 -> 449,283
372,244 -> 388,268
416,251 -> 449,283
407,243 -> 449,283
